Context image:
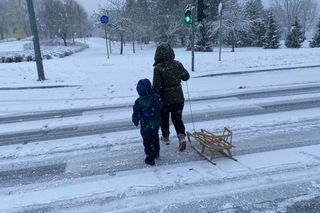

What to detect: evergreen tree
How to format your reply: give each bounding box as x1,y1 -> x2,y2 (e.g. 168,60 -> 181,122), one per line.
243,0 -> 266,47
263,10 -> 280,49
310,18 -> 320,48
285,16 -> 305,48
195,19 -> 214,52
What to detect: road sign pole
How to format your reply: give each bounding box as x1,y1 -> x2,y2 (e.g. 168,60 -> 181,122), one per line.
100,15 -> 110,59
104,24 -> 109,59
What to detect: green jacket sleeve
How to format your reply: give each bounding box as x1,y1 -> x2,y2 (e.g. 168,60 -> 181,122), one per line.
180,63 -> 190,81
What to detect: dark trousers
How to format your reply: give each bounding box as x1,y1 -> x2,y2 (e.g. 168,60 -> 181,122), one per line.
142,127 -> 160,158
161,102 -> 186,137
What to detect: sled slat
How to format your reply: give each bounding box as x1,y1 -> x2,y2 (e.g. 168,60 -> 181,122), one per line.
187,127 -> 236,164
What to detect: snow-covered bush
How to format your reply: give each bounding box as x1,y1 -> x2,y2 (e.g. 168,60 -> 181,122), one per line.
0,40 -> 88,63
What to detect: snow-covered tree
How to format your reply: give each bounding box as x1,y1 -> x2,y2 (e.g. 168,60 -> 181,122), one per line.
0,0 -> 8,40
243,0 -> 266,47
0,1 -> 29,40
95,0 -> 129,54
195,19 -> 215,52
13,0 -> 31,38
124,0 -> 138,53
299,0 -> 319,34
37,0 -> 89,45
272,0 -> 319,35
285,16 -> 305,48
150,0 -> 189,46
222,0 -> 251,52
263,10 -> 281,49
135,0 -> 152,46
309,18 -> 320,48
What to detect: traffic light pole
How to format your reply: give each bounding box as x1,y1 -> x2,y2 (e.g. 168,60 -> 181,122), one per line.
26,0 -> 45,81
219,12 -> 222,61
191,6 -> 195,72
185,3 -> 195,71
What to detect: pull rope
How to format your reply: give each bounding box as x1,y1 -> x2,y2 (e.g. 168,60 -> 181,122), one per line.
185,81 -> 195,131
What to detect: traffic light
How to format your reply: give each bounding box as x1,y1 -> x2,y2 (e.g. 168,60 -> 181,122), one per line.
197,0 -> 210,22
185,8 -> 192,24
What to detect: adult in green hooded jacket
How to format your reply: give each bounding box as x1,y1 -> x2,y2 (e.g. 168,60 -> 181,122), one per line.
152,43 -> 190,151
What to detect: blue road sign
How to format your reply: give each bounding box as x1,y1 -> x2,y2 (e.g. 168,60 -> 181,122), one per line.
100,15 -> 109,24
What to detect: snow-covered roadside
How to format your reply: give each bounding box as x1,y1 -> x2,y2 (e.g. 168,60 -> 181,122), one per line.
1,67 -> 320,116
1,38 -> 320,115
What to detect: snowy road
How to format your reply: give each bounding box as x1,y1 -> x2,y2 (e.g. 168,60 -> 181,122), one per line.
1,90 -> 320,145
1,121 -> 319,188
1,83 -> 320,125
0,85 -> 320,212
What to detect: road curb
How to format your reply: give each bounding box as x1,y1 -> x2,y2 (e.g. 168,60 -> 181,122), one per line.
194,64 -> 320,78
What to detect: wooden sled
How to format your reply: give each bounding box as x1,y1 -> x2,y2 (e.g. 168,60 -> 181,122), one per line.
187,128 -> 237,165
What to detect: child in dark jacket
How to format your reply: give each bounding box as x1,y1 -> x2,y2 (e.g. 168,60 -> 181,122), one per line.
132,79 -> 163,166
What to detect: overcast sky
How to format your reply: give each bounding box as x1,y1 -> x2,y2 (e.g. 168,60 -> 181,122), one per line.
76,0 -> 107,13
76,0 -> 272,14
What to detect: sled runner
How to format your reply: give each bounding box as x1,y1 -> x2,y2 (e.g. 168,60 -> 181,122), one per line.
187,128 -> 237,165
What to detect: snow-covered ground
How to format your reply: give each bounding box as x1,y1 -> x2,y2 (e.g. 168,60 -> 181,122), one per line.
0,38 -> 320,212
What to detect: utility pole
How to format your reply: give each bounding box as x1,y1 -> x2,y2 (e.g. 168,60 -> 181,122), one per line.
26,0 -> 45,81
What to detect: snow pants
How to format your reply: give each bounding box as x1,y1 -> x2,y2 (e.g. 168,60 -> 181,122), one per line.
142,127 -> 160,159
161,102 -> 186,137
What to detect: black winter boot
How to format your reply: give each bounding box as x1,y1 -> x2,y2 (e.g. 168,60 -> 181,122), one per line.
145,156 -> 155,166
155,151 -> 160,159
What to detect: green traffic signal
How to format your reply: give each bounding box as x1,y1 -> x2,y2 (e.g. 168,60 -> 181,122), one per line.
185,9 -> 192,24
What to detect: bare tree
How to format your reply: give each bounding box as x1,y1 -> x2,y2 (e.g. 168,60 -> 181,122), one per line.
0,0 -> 17,40
299,0 -> 318,33
37,0 -> 89,45
272,0 -> 319,35
0,0 -> 7,40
